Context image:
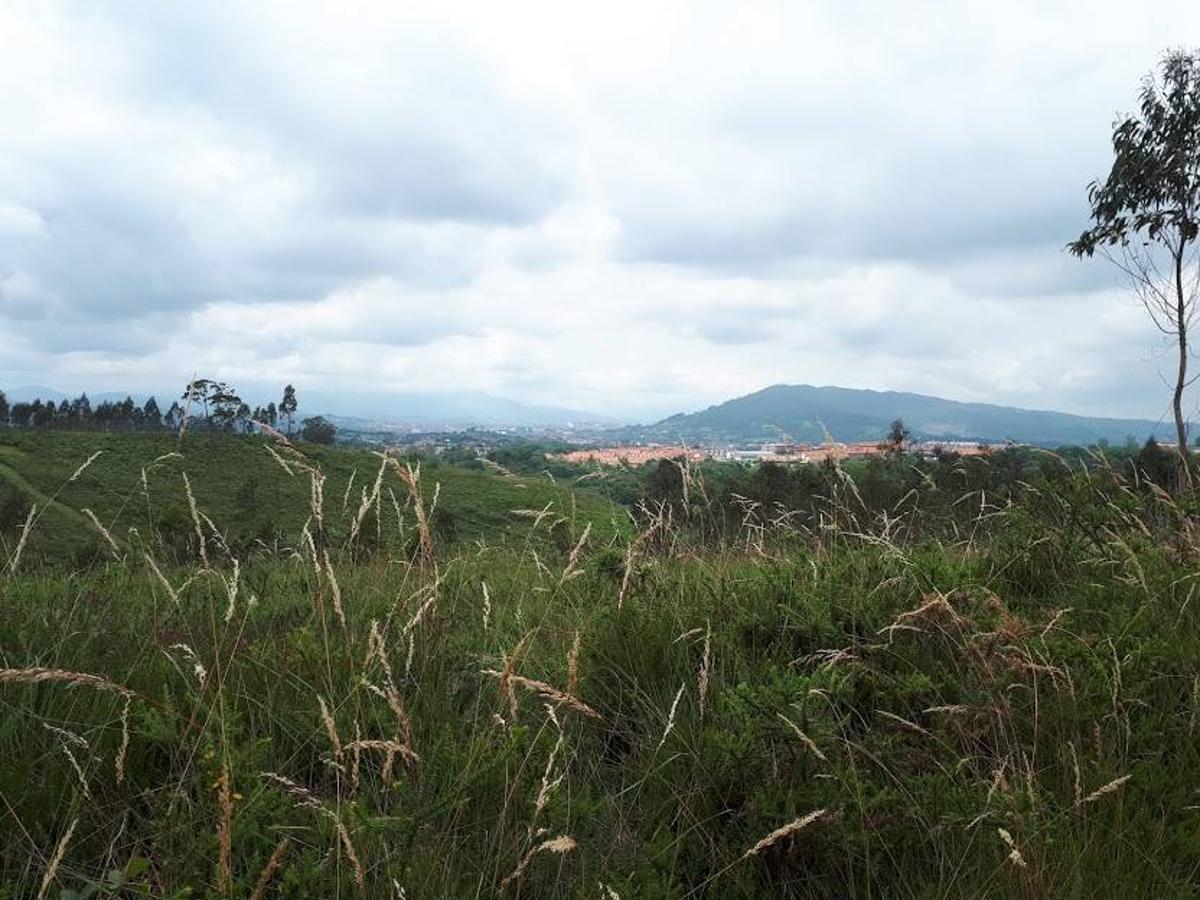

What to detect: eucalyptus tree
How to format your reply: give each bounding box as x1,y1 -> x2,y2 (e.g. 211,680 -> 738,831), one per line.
280,384 -> 298,436
1070,50 -> 1200,481
182,378 -> 215,425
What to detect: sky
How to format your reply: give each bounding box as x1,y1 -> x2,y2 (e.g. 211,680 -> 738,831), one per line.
2,1 -> 1200,423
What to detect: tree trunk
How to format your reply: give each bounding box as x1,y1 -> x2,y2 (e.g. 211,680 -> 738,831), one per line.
1174,244 -> 1192,489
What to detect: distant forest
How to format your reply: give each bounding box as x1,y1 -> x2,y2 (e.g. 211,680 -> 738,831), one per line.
0,379 -> 336,443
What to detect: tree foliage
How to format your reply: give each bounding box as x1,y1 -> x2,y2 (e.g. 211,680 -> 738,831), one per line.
1069,51 -> 1200,256
1069,50 -> 1200,475
300,415 -> 337,444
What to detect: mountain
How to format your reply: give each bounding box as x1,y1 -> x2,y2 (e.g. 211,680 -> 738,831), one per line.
3,385 -> 154,406
303,389 -> 614,429
639,384 -> 1176,446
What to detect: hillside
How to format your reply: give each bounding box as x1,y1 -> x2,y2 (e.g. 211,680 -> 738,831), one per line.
2,437 -> 1199,895
640,383 -> 1175,446
0,429 -> 627,568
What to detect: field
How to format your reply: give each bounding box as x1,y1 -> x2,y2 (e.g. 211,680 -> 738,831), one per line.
2,430 -> 1200,897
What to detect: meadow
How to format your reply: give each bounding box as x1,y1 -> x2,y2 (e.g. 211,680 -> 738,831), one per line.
1,429 -> 1199,897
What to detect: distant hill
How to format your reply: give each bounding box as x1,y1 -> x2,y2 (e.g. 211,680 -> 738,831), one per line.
305,389 -> 615,429
3,385 -> 154,406
638,384 -> 1176,447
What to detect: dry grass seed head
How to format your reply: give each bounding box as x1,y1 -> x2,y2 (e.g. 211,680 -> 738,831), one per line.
0,666 -> 135,698
776,713 -> 828,762
82,508 -> 121,559
182,472 -> 209,569
37,818 -> 77,900
344,738 -> 420,766
317,695 -> 343,761
6,503 -> 38,575
143,553 -> 179,604
743,808 -> 829,859
217,763 -> 234,898
222,557 -> 240,623
997,828 -> 1027,868
1081,774 -> 1131,804
249,838 -> 292,900
115,696 -> 132,784
567,630 -> 581,698
500,835 -> 577,891
322,550 -> 346,628
484,669 -> 603,721
529,719 -> 566,837
658,684 -> 686,750
560,522 -> 592,583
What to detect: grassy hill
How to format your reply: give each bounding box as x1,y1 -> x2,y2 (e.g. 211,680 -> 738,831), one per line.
0,429 -> 627,570
2,430 -> 1200,896
639,383 -> 1175,445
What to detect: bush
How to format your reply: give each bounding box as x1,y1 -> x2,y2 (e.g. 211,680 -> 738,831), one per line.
300,416 -> 337,444
0,482 -> 30,533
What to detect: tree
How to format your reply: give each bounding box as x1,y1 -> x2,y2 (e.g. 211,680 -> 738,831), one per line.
30,400 -> 51,427
182,378 -> 216,426
208,383 -> 243,432
280,385 -> 298,437
0,390 -> 7,426
1070,51 -> 1200,482
300,415 -> 336,444
165,401 -> 184,431
142,396 -> 162,430
119,396 -> 136,431
883,418 -> 910,455
1132,436 -> 1177,489
69,393 -> 91,425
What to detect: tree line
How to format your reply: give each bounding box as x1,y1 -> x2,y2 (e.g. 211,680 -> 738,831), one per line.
0,380 -> 336,443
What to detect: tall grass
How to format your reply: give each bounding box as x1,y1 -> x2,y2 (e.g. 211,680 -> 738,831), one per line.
0,432 -> 1198,896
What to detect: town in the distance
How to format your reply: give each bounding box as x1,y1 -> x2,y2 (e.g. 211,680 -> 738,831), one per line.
0,379 -> 1181,465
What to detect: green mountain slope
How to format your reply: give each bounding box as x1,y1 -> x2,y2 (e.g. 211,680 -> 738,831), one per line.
640,384 -> 1175,445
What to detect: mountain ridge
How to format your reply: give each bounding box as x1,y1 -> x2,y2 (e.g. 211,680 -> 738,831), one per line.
638,383 -> 1177,446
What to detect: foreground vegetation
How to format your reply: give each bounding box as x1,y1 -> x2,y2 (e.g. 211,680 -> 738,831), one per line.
2,430 -> 1200,897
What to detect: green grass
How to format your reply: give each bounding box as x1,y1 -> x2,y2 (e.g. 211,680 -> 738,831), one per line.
2,431 -> 1199,897
0,429 -> 628,569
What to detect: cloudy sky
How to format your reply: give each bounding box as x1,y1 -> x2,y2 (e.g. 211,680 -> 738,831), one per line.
2,1 -> 1199,422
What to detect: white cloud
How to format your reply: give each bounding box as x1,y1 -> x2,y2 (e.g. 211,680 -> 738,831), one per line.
1,0 -> 1199,423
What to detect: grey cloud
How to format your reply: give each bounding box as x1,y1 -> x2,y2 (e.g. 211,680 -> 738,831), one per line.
824,319 -> 962,359
101,3 -> 571,226
694,318 -> 778,345
1,310 -> 179,356
944,249 -> 1123,298
5,2 -> 1200,423
615,154 -> 1097,279
639,301 -> 805,346
0,1 -> 574,354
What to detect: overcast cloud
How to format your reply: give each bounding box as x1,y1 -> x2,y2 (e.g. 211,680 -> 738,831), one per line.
2,1 -> 1199,421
